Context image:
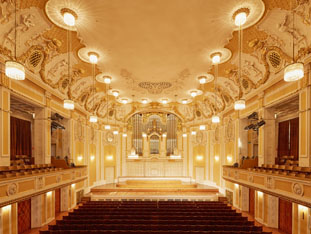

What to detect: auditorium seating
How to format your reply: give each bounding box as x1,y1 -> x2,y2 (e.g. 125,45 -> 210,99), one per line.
0,163 -> 62,179
41,201 -> 271,234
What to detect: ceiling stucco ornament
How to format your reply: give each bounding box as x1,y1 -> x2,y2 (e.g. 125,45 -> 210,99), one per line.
138,82 -> 172,94
45,0 -> 89,31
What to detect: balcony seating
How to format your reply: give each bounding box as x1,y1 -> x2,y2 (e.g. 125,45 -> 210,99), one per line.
0,163 -> 62,179
249,164 -> 311,178
41,201 -> 271,234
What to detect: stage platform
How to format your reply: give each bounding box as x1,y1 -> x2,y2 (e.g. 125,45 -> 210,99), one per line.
89,179 -> 219,201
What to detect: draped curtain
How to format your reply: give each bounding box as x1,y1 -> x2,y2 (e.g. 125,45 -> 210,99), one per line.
278,120 -> 290,158
10,117 -> 32,160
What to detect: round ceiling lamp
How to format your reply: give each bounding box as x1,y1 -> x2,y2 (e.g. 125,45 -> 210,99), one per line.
211,53 -> 221,64
190,91 -> 198,97
121,98 -> 128,104
141,99 -> 148,104
198,74 -> 214,84
61,8 -> 77,26
162,99 -> 168,104
112,90 -> 119,97
284,63 -> 304,82
233,9 -> 249,26
88,52 -> 99,64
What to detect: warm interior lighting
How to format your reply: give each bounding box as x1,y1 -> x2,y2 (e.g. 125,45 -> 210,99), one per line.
105,125 -> 111,130
227,155 -> 232,162
196,155 -> 203,161
47,191 -> 52,197
198,76 -> 207,84
284,62 -> 304,82
182,133 -> 187,137
162,99 -> 168,104
234,99 -> 246,110
182,99 -> 188,104
88,52 -> 98,64
191,131 -> 196,135
215,155 -> 219,161
122,133 -> 127,137
238,138 -> 242,148
162,133 -> 167,137
190,91 -> 197,97
89,115 -> 98,123
71,184 -> 75,188
257,191 -> 263,197
142,133 -> 147,138
112,90 -> 119,97
234,184 -> 239,188
2,205 -> 11,212
212,115 -> 220,123
121,99 -> 128,104
170,155 -> 181,159
106,155 -> 113,160
77,155 -> 83,161
234,12 -> 247,26
63,99 -> 74,110
5,61 -> 25,80
90,155 -> 95,161
104,76 -> 112,84
142,99 -> 148,104
128,154 -> 139,159
199,125 -> 206,130
298,205 -> 308,219
113,130 -> 119,135
212,53 -> 221,64
63,11 -> 76,26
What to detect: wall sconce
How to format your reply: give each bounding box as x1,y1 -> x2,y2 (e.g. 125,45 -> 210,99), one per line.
90,155 -> 95,161
77,155 -> 83,161
238,138 -> 242,148
299,205 -> 308,220
142,133 -> 147,138
106,155 -> 113,160
196,155 -> 203,161
235,184 -> 239,189
162,133 -> 167,137
47,191 -> 52,197
215,155 -> 219,161
257,191 -> 263,198
2,205 -> 11,212
227,155 -> 232,162
71,184 -> 75,188
182,133 -> 187,137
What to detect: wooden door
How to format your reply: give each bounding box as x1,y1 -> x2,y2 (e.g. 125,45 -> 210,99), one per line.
18,199 -> 31,234
279,198 -> 292,234
249,188 -> 255,216
55,188 -> 61,215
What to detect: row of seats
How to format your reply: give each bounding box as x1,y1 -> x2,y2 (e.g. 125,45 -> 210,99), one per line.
0,164 -> 62,178
41,201 -> 271,234
249,164 -> 310,178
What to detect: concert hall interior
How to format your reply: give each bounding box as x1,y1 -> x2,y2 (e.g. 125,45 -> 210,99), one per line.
0,0 -> 311,233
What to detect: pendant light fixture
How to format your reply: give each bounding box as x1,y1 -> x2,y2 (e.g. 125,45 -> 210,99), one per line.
89,58 -> 98,123
105,82 -> 110,130
191,105 -> 196,135
113,109 -> 119,135
234,11 -> 247,110
5,0 -> 25,80
284,6 -> 304,82
212,54 -> 220,123
63,14 -> 75,110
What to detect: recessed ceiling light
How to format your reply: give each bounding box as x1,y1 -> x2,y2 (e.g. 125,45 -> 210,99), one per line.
104,76 -> 111,84
162,99 -> 168,104
61,8 -> 77,26
142,99 -> 148,104
182,99 -> 188,104
112,90 -> 119,97
198,76 -> 207,84
211,53 -> 221,64
121,98 -> 128,104
190,91 -> 197,97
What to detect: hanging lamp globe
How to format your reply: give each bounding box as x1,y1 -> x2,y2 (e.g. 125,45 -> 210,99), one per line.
89,115 -> 98,123
284,62 -> 304,82
234,99 -> 246,110
63,99 -> 74,110
212,115 -> 220,123
5,61 -> 25,80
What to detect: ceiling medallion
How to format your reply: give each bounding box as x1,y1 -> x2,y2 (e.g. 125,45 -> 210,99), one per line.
208,48 -> 232,64
96,74 -> 112,84
138,82 -> 172,94
198,74 -> 214,84
78,47 -> 102,64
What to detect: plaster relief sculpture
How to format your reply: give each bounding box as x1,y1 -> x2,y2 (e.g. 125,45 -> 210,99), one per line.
292,182 -> 304,196
36,176 -> 44,190
74,118 -> 85,141
7,183 -> 18,196
265,176 -> 275,189
139,82 -> 172,94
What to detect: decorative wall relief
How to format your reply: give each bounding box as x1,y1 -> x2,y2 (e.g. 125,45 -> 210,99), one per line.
292,182 -> 304,196
36,176 -> 44,190
139,82 -> 172,94
104,131 -> 117,145
214,126 -> 220,144
7,183 -> 18,196
74,118 -> 85,141
225,118 -> 235,142
248,174 -> 254,183
265,176 -> 275,189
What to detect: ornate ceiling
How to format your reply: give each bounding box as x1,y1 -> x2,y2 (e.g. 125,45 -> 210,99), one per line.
1,0 -> 311,122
